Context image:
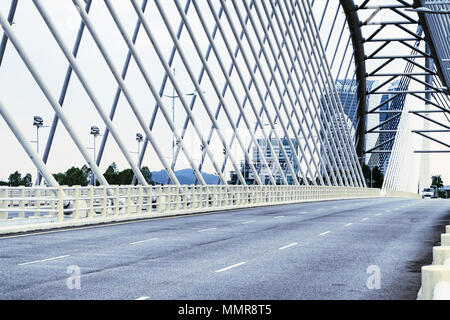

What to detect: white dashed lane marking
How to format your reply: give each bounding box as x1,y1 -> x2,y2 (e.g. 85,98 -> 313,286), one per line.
279,243 -> 298,250
198,228 -> 217,233
130,238 -> 159,245
215,262 -> 246,273
18,255 -> 70,266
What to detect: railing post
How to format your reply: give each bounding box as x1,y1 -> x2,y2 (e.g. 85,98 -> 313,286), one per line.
156,185 -> 163,213
34,188 -> 41,217
182,186 -> 188,210
88,185 -> 94,219
137,185 -> 143,214
126,185 -> 132,215
18,187 -> 25,219
73,185 -> 80,219
57,186 -> 64,222
175,185 -> 180,211
114,185 -> 120,216
0,189 -> 8,220
190,185 -> 196,210
101,185 -> 108,217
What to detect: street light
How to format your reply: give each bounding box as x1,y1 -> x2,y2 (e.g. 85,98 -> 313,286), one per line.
136,132 -> 143,165
90,126 -> 101,186
163,79 -> 204,161
32,116 -> 48,184
33,116 -> 44,154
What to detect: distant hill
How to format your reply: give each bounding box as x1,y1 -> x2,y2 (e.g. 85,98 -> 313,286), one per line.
151,169 -> 219,185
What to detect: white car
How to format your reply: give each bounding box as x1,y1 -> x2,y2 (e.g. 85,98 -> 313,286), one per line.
422,188 -> 436,198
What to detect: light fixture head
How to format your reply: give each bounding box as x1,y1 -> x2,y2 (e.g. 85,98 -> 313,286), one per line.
33,116 -> 44,127
90,126 -> 100,136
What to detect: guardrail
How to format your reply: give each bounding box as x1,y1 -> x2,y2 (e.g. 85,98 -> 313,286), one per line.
418,221 -> 450,300
0,185 -> 417,234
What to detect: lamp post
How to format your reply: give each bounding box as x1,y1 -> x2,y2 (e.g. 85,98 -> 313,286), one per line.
370,166 -> 373,188
32,116 -> 48,185
136,133 -> 143,165
90,126 -> 101,186
33,116 -> 44,155
163,82 -> 204,162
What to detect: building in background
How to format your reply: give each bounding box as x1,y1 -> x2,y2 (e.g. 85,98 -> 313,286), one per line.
229,138 -> 299,185
368,79 -> 402,174
335,79 -> 379,166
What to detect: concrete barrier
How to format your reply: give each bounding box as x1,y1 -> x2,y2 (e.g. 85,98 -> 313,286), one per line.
418,236 -> 450,299
433,246 -> 450,266
446,225 -> 450,234
419,265 -> 450,300
442,234 -> 450,246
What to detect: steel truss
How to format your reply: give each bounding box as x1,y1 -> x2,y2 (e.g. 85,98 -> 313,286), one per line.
335,0 -> 450,176
0,0 -> 400,188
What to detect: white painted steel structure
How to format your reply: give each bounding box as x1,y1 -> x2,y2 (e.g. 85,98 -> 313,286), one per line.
0,0 -> 448,194
0,0 -> 368,189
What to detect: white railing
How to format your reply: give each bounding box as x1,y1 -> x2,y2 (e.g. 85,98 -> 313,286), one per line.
0,185 -> 418,231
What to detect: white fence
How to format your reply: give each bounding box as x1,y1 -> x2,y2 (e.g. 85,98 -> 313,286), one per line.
0,185 -> 418,230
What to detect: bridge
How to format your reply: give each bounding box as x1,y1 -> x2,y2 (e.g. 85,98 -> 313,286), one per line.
0,0 -> 449,300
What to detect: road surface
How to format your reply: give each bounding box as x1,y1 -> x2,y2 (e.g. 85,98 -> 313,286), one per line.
0,197 -> 449,300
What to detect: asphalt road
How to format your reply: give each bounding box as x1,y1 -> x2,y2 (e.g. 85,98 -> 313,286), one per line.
0,197 -> 449,300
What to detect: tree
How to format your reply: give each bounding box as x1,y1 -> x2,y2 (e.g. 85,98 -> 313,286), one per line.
8,171 -> 22,187
104,162 -> 120,185
63,167 -> 89,186
21,173 -> 32,187
53,172 -> 66,185
141,166 -> 154,185
431,175 -> 444,188
118,168 -> 134,185
81,165 -> 91,183
361,163 -> 384,188
7,171 -> 33,187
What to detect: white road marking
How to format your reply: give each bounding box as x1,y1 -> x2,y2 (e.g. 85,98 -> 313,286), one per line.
215,262 -> 246,273
279,243 -> 298,250
0,210 -> 232,240
274,216 -> 285,219
136,296 -> 150,300
344,223 -> 353,227
319,231 -> 331,236
242,220 -> 256,224
361,218 -> 369,221
130,238 -> 159,245
18,255 -> 70,266
376,213 -> 382,216
198,228 -> 217,233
